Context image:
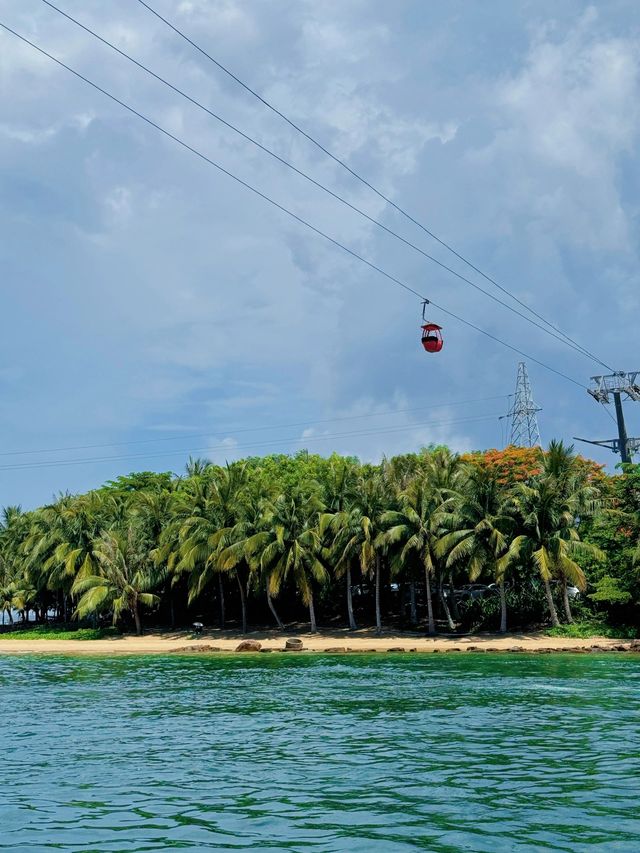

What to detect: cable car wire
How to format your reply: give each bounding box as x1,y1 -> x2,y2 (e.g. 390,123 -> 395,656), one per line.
135,0 -> 613,372
0,413 -> 501,472
0,21 -> 587,391
36,0 -> 612,369
0,396 -> 506,458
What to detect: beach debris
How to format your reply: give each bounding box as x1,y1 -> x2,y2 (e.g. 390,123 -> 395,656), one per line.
235,640 -> 262,652
387,647 -> 406,652
325,647 -> 347,653
285,637 -> 304,651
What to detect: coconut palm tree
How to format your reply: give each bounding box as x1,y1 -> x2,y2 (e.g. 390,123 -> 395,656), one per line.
540,440 -> 603,622
0,506 -> 28,623
24,492 -> 114,613
438,466 -> 512,632
175,462 -> 248,626
72,527 -> 160,634
244,491 -> 327,632
323,472 -> 388,632
218,491 -> 268,634
501,476 -> 604,627
381,449 -> 463,634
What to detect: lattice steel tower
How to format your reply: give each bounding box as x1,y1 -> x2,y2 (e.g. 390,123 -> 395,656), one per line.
508,362 -> 541,447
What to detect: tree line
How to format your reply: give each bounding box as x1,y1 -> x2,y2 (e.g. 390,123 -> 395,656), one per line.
1,443 -> 639,636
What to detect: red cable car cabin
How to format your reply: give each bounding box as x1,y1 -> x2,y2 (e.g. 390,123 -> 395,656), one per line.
421,323 -> 443,353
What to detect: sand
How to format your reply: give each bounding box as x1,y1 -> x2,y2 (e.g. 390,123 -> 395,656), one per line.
0,628 -> 634,655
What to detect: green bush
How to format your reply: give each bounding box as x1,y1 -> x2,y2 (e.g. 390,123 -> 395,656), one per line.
546,620 -> 637,639
0,625 -> 121,641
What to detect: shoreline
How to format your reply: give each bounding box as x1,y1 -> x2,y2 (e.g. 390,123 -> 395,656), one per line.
0,628 -> 636,655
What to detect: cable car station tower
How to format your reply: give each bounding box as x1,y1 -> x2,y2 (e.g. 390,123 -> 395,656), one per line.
575,372 -> 640,464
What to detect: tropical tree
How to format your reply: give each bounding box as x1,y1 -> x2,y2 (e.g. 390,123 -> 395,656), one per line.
324,471 -> 388,632
501,476 -> 604,626
245,490 -> 327,632
381,449 -> 463,634
439,466 -> 512,632
175,462 -> 248,627
72,527 -> 160,634
0,507 -> 24,623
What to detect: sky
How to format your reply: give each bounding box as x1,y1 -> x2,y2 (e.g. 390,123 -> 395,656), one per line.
0,0 -> 639,509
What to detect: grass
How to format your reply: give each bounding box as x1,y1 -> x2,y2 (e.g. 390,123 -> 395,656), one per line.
0,625 -> 121,641
546,620 -> 638,640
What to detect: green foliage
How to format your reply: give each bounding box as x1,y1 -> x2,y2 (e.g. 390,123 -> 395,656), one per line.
546,620 -> 637,639
0,625 -> 120,640
0,445 -> 638,637
589,576 -> 633,605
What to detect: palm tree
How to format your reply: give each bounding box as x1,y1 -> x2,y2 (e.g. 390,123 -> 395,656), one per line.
245,491 -> 327,632
381,449 -> 462,634
24,492 -> 116,620
0,506 -> 34,622
501,476 -> 604,626
176,462 -> 248,627
439,467 -> 512,632
133,487 -> 181,627
324,472 -> 388,632
0,507 -> 23,624
218,490 -> 268,634
72,527 -> 160,634
540,440 -> 603,622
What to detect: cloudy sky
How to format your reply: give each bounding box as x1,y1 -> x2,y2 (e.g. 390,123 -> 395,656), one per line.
0,0 -> 639,508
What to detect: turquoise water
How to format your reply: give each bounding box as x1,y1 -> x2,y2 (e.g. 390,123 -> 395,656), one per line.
1,654 -> 639,852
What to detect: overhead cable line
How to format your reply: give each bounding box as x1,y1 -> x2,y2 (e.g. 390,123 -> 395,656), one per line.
136,0 -> 613,372
38,1 -> 610,367
0,22 -> 586,390
0,395 -> 505,458
0,413 -> 501,472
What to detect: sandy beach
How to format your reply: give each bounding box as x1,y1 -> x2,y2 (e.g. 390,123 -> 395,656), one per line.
0,629 -> 635,655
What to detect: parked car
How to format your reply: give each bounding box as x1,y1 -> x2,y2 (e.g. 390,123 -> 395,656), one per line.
448,583 -> 500,602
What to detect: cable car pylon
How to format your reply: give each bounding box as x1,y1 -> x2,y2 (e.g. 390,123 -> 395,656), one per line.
575,371 -> 640,464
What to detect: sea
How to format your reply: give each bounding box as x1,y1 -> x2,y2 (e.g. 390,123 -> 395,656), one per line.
1,652 -> 638,852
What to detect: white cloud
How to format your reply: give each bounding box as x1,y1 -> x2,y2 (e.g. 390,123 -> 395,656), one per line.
469,9 -> 640,252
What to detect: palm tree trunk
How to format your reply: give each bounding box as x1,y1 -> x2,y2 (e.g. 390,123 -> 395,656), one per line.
409,581 -> 417,624
425,567 -> 435,635
266,589 -> 284,630
375,553 -> 382,635
218,574 -> 225,629
236,571 -> 247,634
346,565 -> 357,630
561,577 -> 573,623
132,600 -> 142,636
499,579 -> 507,633
449,571 -> 460,621
438,570 -> 455,631
309,591 -> 317,634
543,578 -> 560,627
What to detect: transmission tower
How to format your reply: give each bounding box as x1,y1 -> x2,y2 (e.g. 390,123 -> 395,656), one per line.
506,362 -> 542,447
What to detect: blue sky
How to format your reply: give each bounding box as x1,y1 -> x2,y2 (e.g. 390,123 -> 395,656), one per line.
0,0 -> 639,509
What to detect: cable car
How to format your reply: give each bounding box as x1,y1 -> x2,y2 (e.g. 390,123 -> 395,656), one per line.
420,300 -> 443,353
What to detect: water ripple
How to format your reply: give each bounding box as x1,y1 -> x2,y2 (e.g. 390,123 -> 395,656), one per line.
0,653 -> 639,852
